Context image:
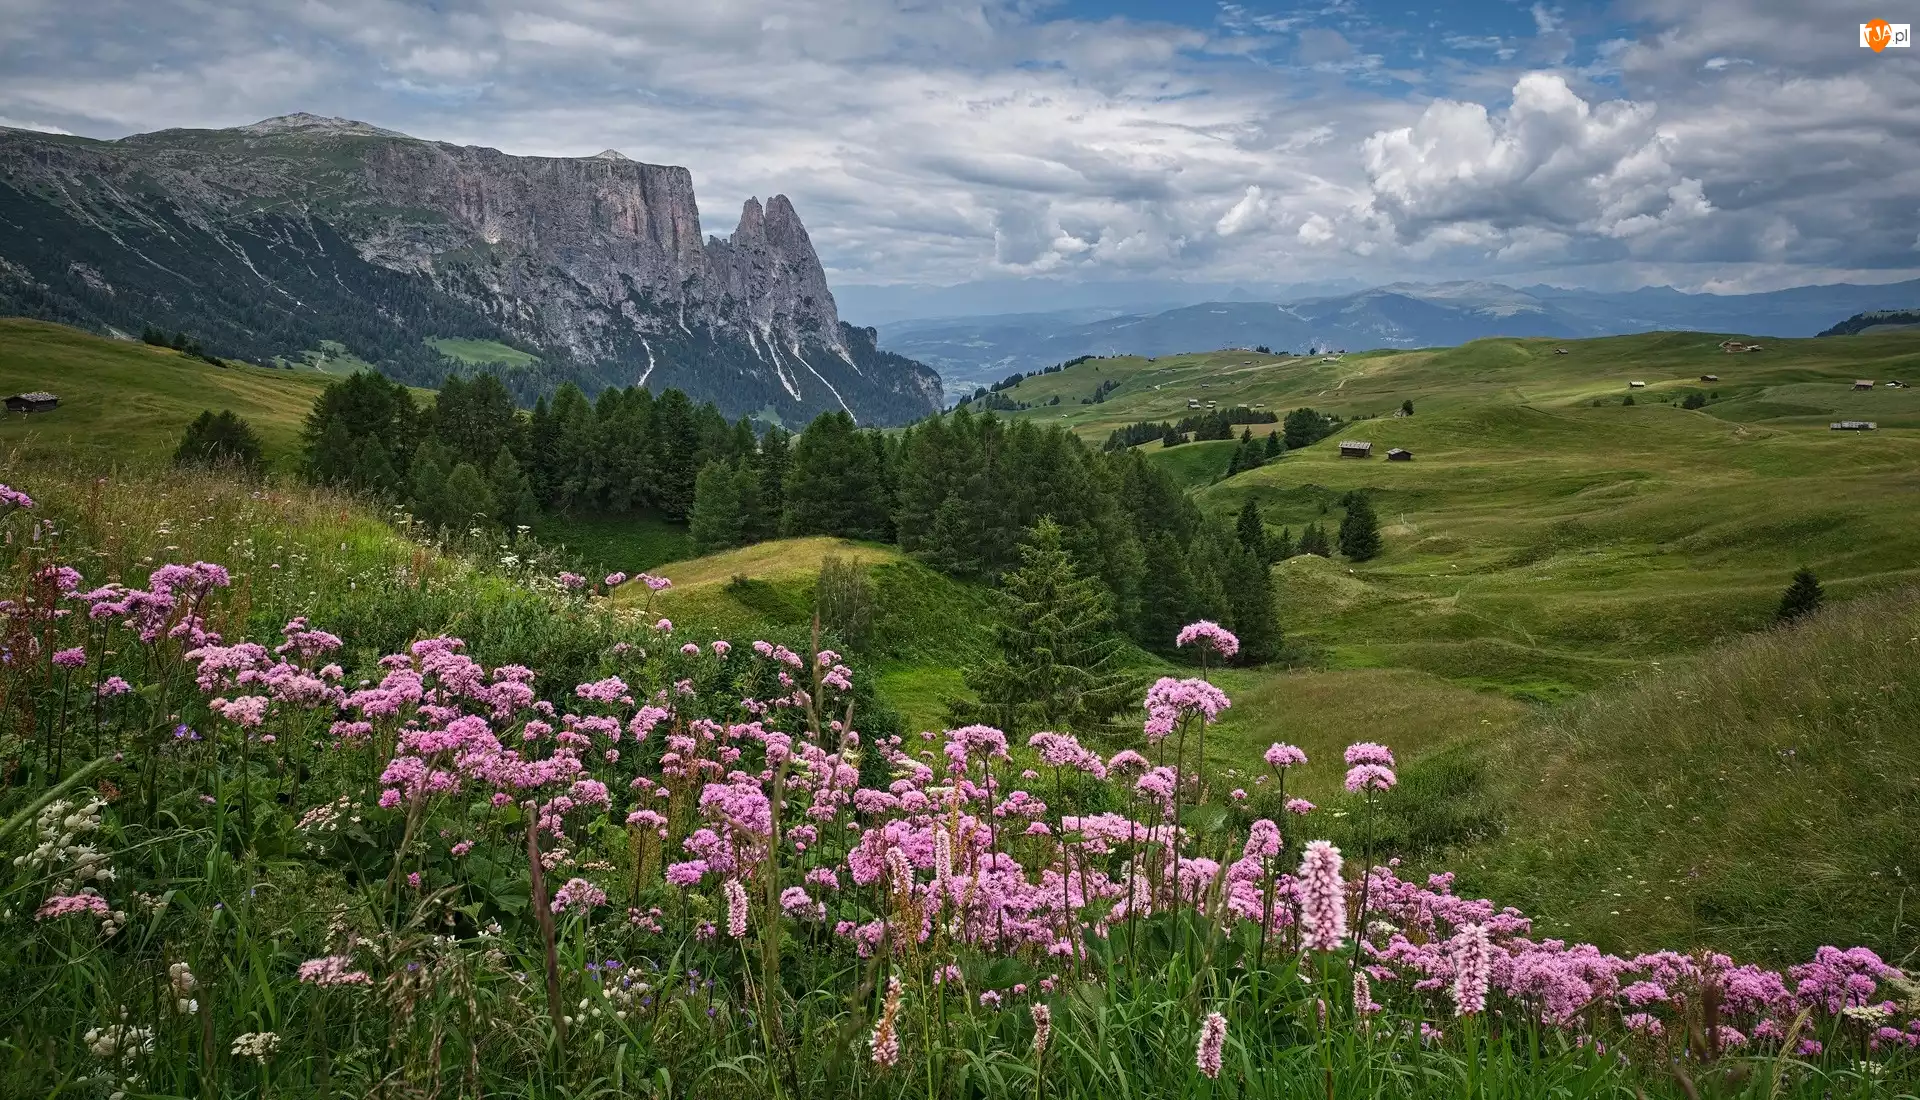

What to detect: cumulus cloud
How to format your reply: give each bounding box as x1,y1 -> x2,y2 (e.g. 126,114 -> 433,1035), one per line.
0,0 -> 1912,295
1359,73 -> 1709,246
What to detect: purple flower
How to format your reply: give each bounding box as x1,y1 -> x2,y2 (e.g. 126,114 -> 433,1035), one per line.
1451,924 -> 1492,1016
1176,620 -> 1240,660
51,647 -> 87,669
1343,742 -> 1395,767
1264,742 -> 1306,769
604,572 -> 628,588
0,484 -> 35,510
558,572 -> 587,590
1344,764 -> 1397,793
1195,1011 -> 1227,1078
1296,840 -> 1347,951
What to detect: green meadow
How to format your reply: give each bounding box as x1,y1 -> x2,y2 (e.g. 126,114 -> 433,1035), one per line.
6,315 -> 1920,955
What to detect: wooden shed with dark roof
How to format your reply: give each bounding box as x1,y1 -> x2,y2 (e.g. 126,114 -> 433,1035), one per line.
1338,440 -> 1372,458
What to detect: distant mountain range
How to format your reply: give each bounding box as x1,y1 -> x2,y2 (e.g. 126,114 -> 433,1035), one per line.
0,114 -> 941,426
885,279 -> 1920,398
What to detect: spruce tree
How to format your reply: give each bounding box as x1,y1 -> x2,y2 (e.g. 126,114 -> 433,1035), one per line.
174,410 -> 264,471
689,459 -> 748,552
1263,431 -> 1283,460
1234,498 -> 1269,562
351,436 -> 397,493
408,442 -> 450,528
308,417 -> 358,485
953,517 -> 1137,736
1776,568 -> 1824,623
1273,525 -> 1296,560
1400,399 -> 1414,416
1297,522 -> 1331,557
440,462 -> 497,531
488,445 -> 538,530
1337,492 -> 1383,562
1222,541 -> 1281,664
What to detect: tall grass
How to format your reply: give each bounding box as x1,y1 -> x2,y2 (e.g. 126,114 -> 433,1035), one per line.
0,457 -> 1912,1100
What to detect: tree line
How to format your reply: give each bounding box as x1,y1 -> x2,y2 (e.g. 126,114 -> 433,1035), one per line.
297,371 -> 780,532
687,406 -> 1284,663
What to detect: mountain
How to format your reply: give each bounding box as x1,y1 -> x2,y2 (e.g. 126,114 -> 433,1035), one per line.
0,114 -> 941,426
888,279 -> 1920,394
1818,309 -> 1920,337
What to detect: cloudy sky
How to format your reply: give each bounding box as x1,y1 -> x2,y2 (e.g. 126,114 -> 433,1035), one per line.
2,0 -> 1916,303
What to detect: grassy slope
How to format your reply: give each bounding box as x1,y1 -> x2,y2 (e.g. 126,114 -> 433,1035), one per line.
0,317 -> 332,468
997,332 -> 1920,701
1457,587 -> 1920,963
427,336 -> 540,369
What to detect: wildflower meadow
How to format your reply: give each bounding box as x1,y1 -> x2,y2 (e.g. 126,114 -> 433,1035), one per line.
0,464 -> 1913,1100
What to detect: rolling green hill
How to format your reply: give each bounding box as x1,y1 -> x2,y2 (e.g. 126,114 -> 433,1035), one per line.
992,331 -> 1920,701
0,317 -> 333,467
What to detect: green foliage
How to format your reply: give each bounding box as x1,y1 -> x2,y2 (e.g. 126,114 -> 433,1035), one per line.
1296,522 -> 1332,558
1776,567 -> 1824,622
689,457 -> 761,553
783,411 -> 892,540
1337,491 -> 1383,562
1401,399 -> 1414,416
1682,391 -> 1708,410
440,461 -> 496,530
953,517 -> 1139,736
172,409 -> 263,471
1283,406 -> 1337,450
814,554 -> 877,652
1234,498 -> 1269,563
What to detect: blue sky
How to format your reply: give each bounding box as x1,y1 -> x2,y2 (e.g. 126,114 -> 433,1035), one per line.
0,0 -> 1914,305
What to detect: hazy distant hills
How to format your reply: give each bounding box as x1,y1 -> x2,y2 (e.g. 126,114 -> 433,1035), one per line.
885,279 -> 1920,397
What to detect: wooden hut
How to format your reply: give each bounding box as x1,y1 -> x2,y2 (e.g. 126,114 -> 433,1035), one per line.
1830,421 -> 1877,431
5,392 -> 58,413
1338,440 -> 1372,459
1386,448 -> 1413,461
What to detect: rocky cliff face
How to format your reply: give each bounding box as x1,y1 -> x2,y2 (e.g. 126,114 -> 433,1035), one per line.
0,114 -> 940,425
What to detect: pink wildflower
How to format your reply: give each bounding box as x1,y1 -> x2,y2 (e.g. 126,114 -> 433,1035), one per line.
1296,841 -> 1347,951
51,647 -> 86,668
1451,923 -> 1492,1016
1344,764 -> 1397,793
724,878 -> 750,938
1195,1011 -> 1227,1078
1343,742 -> 1395,767
1264,742 -> 1306,768
298,956 -> 371,986
1176,620 -> 1240,659
1031,1003 -> 1052,1057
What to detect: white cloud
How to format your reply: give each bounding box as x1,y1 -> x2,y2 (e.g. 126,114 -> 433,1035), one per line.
0,0 -> 1912,295
1359,73 -> 1709,246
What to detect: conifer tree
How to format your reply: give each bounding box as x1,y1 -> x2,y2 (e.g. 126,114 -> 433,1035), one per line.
351,436 -> 397,494
756,425 -> 792,529
1337,491 -> 1383,562
1273,525 -> 1296,560
1776,568 -> 1824,623
440,462 -> 497,531
953,517 -> 1137,736
784,411 -> 890,540
1297,522 -> 1331,557
308,417 -> 358,485
1400,399 -> 1414,416
175,409 -> 264,471
488,445 -> 538,530
689,459 -> 748,552
408,442 -> 451,528
1221,540 -> 1281,664
1234,498 -> 1269,562
1263,431 -> 1283,460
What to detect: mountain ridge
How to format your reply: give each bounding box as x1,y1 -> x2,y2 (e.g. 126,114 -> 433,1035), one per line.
0,114 -> 941,426
885,279 -> 1920,396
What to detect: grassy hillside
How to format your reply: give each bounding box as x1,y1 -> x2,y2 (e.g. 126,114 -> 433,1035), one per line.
1456,587 -> 1920,963
0,317 -> 332,467
996,330 -> 1920,438
991,331 -> 1920,701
